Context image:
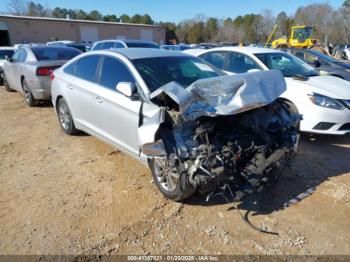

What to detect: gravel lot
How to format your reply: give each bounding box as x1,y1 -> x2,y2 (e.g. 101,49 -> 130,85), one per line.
0,86 -> 350,255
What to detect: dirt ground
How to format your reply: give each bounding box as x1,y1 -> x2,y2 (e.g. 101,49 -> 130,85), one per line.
0,86 -> 350,256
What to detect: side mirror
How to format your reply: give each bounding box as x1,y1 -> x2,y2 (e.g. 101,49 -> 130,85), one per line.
313,60 -> 321,68
116,82 -> 136,97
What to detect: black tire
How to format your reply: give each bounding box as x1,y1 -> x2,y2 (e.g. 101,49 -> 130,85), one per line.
22,80 -> 39,107
56,98 -> 79,135
3,73 -> 15,92
150,157 -> 195,201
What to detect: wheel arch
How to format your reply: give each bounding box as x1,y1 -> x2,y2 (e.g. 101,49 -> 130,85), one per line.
330,74 -> 344,79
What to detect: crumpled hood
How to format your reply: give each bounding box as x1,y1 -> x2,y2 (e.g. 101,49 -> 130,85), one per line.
285,75 -> 350,99
150,69 -> 286,121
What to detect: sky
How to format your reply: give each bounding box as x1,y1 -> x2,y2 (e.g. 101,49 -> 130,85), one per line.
0,0 -> 345,23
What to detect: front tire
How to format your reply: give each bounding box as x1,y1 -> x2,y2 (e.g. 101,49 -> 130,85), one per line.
57,98 -> 79,135
22,80 -> 39,107
150,157 -> 195,201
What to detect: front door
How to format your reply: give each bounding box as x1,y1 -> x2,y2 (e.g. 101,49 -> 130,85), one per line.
93,55 -> 142,157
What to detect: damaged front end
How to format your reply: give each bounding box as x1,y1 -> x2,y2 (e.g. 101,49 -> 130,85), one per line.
141,70 -> 301,201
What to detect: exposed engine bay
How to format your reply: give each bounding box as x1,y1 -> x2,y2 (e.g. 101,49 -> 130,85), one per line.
140,70 -> 301,201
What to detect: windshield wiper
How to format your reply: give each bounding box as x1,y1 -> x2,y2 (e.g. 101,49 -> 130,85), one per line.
292,74 -> 309,81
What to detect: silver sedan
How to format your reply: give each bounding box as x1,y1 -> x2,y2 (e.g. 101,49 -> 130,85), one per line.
2,46 -> 81,106
51,48 -> 300,201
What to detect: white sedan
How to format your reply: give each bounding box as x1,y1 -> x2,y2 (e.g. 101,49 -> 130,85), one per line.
185,47 -> 350,135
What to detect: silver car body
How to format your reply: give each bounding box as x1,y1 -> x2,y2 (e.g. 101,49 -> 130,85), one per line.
3,46 -> 81,100
51,49 -> 290,165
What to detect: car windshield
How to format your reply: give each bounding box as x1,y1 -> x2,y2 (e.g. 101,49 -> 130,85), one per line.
0,50 -> 14,59
255,52 -> 319,77
132,56 -> 223,92
31,47 -> 81,61
126,42 -> 159,48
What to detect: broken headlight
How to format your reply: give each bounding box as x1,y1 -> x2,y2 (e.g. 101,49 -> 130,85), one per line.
308,93 -> 345,110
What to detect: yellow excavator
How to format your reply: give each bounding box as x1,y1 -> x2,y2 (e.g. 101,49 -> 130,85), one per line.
265,25 -> 329,54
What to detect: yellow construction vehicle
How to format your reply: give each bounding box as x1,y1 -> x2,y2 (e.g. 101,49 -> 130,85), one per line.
266,25 -> 316,49
266,25 -> 329,54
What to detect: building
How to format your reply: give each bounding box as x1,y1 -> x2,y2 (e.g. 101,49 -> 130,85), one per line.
0,14 -> 165,46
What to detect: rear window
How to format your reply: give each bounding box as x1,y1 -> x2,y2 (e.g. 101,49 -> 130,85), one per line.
126,42 -> 159,48
75,55 -> 100,82
0,50 -> 14,60
67,44 -> 87,53
102,42 -> 116,49
31,47 -> 81,61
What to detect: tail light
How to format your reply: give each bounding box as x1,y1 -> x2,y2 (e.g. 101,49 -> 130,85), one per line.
36,66 -> 59,77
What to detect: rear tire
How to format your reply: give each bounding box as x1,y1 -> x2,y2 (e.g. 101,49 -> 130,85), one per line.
22,80 -> 39,107
57,98 -> 79,135
150,157 -> 195,201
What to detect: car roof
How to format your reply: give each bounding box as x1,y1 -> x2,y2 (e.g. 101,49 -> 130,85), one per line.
29,45 -> 80,50
206,46 -> 283,54
0,47 -> 15,50
94,39 -> 156,44
108,48 -> 191,60
123,39 -> 156,44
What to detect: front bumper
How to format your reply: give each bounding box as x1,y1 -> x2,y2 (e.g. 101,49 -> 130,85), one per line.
299,103 -> 350,135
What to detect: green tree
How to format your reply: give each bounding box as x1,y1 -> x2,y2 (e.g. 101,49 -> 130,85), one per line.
140,14 -> 153,24
52,7 -> 66,18
75,10 -> 87,20
223,17 -> 233,27
205,17 -> 218,41
103,15 -> 118,22
343,0 -> 350,7
187,22 -> 204,43
88,10 -> 102,21
119,14 -> 131,23
67,9 -> 76,19
158,21 -> 177,43
131,14 -> 142,23
27,2 -> 38,16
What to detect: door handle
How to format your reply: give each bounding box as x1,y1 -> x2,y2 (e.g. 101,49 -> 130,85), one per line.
66,83 -> 73,89
95,96 -> 103,103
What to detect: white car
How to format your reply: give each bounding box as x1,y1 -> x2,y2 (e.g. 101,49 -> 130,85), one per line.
51,48 -> 300,201
0,47 -> 15,84
185,47 -> 350,135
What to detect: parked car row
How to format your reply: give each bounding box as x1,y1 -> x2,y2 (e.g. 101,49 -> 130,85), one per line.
185,47 -> 350,135
2,46 -> 81,106
1,41 -> 349,201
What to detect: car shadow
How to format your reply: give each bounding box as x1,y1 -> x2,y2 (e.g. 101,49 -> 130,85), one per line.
37,100 -> 53,108
184,133 -> 350,216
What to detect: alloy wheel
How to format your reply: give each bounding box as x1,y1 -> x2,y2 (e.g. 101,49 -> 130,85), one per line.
58,102 -> 70,130
153,158 -> 179,192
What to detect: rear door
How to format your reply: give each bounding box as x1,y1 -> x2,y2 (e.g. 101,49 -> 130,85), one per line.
93,55 -> 142,156
5,49 -> 23,90
13,49 -> 28,90
62,55 -> 101,132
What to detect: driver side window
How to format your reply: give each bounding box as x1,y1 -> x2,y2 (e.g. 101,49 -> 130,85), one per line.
226,52 -> 261,73
12,49 -> 22,61
200,52 -> 226,69
18,50 -> 27,62
98,56 -> 135,91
